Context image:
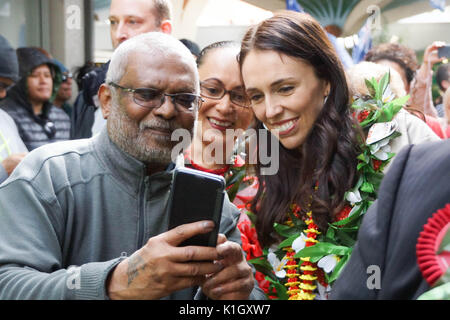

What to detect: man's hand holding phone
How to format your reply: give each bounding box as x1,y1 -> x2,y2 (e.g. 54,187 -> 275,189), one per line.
106,220 -> 223,300
106,220 -> 254,300
201,234 -> 255,300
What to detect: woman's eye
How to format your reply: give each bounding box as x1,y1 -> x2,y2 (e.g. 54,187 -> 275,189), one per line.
278,86 -> 294,94
250,94 -> 264,104
206,87 -> 219,95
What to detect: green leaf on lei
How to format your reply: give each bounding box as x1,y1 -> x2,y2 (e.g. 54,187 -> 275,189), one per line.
274,223 -> 298,238
278,233 -> 300,249
266,276 -> 289,300
327,254 -> 351,283
376,72 -> 390,101
294,242 -> 352,262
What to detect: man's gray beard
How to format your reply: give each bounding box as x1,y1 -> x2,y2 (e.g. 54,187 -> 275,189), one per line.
107,104 -> 178,166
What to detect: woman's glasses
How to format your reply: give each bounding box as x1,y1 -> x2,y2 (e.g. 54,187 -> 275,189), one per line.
200,79 -> 250,108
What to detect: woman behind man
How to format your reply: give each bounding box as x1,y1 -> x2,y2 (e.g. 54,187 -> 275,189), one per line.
239,11 -> 362,299
184,41 -> 264,288
185,41 -> 255,199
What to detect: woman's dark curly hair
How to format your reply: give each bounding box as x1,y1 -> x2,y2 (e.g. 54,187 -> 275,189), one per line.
364,43 -> 419,84
238,11 -> 362,247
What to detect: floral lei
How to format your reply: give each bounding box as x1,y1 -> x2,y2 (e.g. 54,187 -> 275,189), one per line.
243,72 -> 411,300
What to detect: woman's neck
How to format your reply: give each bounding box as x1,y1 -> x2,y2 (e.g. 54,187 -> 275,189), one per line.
30,100 -> 44,116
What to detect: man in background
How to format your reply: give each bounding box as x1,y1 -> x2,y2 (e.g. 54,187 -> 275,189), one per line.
71,0 -> 173,139
52,59 -> 74,117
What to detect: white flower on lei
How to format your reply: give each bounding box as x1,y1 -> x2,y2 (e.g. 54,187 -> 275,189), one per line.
382,85 -> 396,103
291,233 -> 308,253
267,249 -> 287,278
370,137 -> 391,161
346,188 -> 362,205
317,254 -> 340,273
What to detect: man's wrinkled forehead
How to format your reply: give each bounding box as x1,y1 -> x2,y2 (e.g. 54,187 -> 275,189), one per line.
134,51 -> 197,85
109,0 -> 155,17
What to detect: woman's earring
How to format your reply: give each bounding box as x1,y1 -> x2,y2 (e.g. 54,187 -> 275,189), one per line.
323,94 -> 329,105
262,122 -> 269,130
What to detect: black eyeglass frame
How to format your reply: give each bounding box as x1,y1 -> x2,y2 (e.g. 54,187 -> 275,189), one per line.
108,82 -> 203,112
200,80 -> 250,108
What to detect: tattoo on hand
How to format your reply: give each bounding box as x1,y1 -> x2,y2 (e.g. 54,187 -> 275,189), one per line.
127,254 -> 146,286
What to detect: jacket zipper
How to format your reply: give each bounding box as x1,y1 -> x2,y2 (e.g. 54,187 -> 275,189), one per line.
137,176 -> 149,248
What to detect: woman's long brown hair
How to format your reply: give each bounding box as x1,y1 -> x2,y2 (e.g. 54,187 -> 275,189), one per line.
239,11 -> 362,247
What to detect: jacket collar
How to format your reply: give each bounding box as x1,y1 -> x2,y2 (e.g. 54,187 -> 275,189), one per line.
92,127 -> 174,195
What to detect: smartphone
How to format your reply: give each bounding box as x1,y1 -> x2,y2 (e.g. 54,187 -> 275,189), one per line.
167,167 -> 226,247
438,45 -> 450,58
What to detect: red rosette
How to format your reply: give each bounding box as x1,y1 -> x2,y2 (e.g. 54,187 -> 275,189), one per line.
416,203 -> 450,286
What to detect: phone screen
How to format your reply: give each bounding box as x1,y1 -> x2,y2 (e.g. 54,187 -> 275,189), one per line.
167,167 -> 225,247
438,45 -> 450,58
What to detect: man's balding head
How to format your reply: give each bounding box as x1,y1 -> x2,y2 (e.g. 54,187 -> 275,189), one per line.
106,32 -> 197,88
100,32 -> 199,169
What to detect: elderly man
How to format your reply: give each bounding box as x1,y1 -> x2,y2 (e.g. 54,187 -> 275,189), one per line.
71,0 -> 173,139
0,32 -> 263,300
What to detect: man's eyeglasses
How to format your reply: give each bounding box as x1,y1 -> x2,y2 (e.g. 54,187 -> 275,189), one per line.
200,79 -> 250,108
109,82 -> 203,112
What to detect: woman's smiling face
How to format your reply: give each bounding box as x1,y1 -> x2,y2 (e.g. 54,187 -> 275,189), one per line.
241,49 -> 329,150
196,46 -> 253,148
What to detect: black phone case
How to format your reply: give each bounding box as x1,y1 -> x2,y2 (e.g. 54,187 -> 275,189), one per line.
167,167 -> 225,247
438,46 -> 450,58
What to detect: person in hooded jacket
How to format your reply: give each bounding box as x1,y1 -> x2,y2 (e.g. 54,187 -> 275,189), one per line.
0,47 -> 70,151
0,35 -> 28,184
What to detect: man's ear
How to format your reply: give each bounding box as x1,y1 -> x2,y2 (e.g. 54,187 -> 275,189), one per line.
160,20 -> 172,34
98,83 -> 112,119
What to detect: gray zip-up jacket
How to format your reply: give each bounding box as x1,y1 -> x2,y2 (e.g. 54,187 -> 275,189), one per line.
0,128 -> 265,300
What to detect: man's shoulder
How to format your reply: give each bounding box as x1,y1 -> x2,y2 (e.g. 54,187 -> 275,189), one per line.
392,139 -> 450,194
408,139 -> 450,167
7,138 -> 96,183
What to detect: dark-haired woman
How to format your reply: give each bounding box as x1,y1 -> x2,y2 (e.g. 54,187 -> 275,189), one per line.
184,41 -> 266,292
238,11 -> 366,300
186,41 -> 254,177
